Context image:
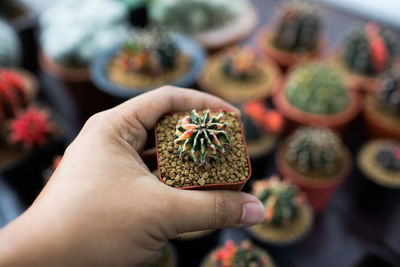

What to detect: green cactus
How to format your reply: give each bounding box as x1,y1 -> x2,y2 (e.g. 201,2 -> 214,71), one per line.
285,63 -> 350,114
120,28 -> 178,75
222,46 -> 257,80
253,176 -> 302,225
174,110 -> 230,164
285,127 -> 343,176
273,1 -> 321,53
158,1 -> 235,34
376,70 -> 400,116
342,22 -> 396,76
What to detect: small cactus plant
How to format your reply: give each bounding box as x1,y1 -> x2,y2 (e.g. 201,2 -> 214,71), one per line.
376,70 -> 400,115
211,240 -> 271,266
116,28 -> 178,75
222,46 -> 257,80
273,1 -> 321,53
8,107 -> 53,148
0,69 -> 29,119
174,109 -> 230,164
341,22 -> 396,76
285,63 -> 350,114
253,176 -> 304,226
285,127 -> 343,176
375,143 -> 400,172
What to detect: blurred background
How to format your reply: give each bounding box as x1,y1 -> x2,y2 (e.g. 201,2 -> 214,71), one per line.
0,0 -> 400,266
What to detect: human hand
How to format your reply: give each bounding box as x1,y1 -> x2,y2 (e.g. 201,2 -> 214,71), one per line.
0,86 -> 265,267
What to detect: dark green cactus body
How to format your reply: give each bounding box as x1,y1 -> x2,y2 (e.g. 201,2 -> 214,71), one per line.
285,63 -> 350,114
160,1 -> 234,34
285,127 -> 342,176
342,24 -> 396,76
254,177 -> 301,225
273,1 -> 321,53
377,70 -> 400,116
174,110 -> 230,164
375,144 -> 400,173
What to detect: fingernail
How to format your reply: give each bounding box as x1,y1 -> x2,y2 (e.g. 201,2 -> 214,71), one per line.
240,201 -> 265,226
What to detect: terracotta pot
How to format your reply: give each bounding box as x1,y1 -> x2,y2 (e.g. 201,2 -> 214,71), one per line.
275,142 -> 352,213
195,1 -> 259,51
272,74 -> 362,133
363,94 -> 400,140
155,110 -> 252,191
198,51 -> 282,104
254,27 -> 325,70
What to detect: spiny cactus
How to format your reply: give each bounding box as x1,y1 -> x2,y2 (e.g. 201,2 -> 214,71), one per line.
375,143 -> 400,172
273,1 -> 321,53
223,46 -> 257,80
8,107 -> 53,148
285,63 -> 350,114
377,70 -> 400,115
116,28 -> 178,75
211,240 -> 270,266
174,109 -> 230,164
157,1 -> 235,34
0,69 -> 29,119
342,22 -> 396,76
253,176 -> 303,225
285,127 -> 343,176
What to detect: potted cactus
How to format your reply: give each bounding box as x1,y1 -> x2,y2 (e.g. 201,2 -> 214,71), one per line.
273,63 -> 361,132
198,46 -> 282,104
241,101 -> 284,159
363,69 -> 400,140
246,175 -> 313,265
200,240 -> 275,267
357,139 -> 400,189
149,0 -> 258,51
275,127 -> 352,213
335,22 -> 397,92
156,109 -> 251,191
91,28 -> 205,99
255,1 -> 323,69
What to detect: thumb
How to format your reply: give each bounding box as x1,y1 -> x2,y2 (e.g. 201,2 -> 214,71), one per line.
164,189 -> 265,234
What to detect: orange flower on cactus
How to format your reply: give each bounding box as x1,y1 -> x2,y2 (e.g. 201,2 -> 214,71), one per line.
243,101 -> 284,134
9,107 -> 53,148
224,46 -> 257,79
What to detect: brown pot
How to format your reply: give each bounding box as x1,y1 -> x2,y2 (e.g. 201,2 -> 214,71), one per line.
198,51 -> 282,104
272,74 -> 362,133
363,93 -> 400,140
275,142 -> 352,213
155,110 -> 251,191
195,2 -> 259,51
254,27 -> 325,70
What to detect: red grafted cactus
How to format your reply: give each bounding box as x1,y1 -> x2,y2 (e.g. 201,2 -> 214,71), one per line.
365,22 -> 388,73
0,69 -> 29,119
8,107 -> 53,148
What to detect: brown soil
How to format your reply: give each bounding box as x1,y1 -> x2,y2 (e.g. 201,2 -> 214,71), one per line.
156,111 -> 249,188
247,203 -> 313,244
200,55 -> 279,103
107,53 -> 190,89
358,140 -> 400,188
145,244 -> 175,267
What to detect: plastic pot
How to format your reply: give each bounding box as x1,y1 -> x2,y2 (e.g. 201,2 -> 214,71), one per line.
275,142 -> 353,213
91,33 -> 206,100
254,27 -> 325,70
155,110 -> 252,191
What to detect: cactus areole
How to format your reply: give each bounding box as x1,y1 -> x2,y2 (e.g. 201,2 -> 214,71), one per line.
174,109 -> 230,164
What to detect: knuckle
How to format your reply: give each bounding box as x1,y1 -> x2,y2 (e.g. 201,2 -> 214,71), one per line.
213,194 -> 232,227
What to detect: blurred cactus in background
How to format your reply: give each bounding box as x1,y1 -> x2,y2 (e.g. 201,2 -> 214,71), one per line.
285,63 -> 350,114
377,69 -> 400,115
375,142 -> 400,173
0,20 -> 21,67
273,1 -> 321,53
285,127 -> 343,176
223,46 -> 257,80
116,28 -> 178,75
253,176 -> 303,226
342,22 -> 396,76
